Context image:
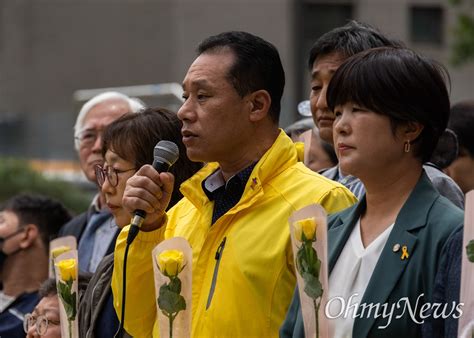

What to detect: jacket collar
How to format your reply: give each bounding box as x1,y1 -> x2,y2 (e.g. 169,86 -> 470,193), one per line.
328,172 -> 440,337
180,129 -> 298,212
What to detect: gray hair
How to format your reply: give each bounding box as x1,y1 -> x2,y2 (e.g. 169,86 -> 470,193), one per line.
73,91 -> 145,150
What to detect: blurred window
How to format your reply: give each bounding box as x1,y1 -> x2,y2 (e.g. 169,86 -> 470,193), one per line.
296,2 -> 354,104
410,6 -> 444,45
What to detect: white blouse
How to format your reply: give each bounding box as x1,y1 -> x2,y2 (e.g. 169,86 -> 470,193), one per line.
328,219 -> 394,338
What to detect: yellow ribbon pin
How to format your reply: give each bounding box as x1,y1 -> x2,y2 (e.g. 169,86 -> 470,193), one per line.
400,246 -> 409,260
250,177 -> 258,190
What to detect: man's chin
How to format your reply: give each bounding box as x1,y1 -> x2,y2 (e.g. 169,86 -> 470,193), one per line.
85,170 -> 98,185
186,149 -> 207,163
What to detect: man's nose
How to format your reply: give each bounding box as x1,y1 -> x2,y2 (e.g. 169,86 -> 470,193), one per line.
315,87 -> 328,110
177,98 -> 196,122
91,133 -> 103,152
26,324 -> 37,338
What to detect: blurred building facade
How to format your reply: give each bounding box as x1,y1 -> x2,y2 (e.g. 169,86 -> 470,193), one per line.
0,0 -> 472,162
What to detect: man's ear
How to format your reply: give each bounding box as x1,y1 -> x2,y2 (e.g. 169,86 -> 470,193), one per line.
248,90 -> 271,122
402,121 -> 424,143
19,224 -> 39,249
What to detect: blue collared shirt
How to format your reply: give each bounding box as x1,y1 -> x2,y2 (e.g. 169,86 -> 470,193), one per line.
321,165 -> 365,200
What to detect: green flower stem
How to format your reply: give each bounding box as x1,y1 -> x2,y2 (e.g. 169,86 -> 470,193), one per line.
305,242 -> 314,266
168,312 -> 179,338
467,239 -> 474,263
169,313 -> 174,338
158,274 -> 186,338
313,298 -> 321,338
57,278 -> 76,337
313,298 -> 318,338
296,236 -> 323,338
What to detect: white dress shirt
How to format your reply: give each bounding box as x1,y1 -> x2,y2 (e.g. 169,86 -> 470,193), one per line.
328,219 -> 394,338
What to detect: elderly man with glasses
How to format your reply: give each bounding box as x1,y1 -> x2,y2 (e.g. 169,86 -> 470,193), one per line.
59,92 -> 144,273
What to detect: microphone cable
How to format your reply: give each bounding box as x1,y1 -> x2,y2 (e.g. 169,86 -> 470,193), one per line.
114,140 -> 179,337
114,239 -> 132,338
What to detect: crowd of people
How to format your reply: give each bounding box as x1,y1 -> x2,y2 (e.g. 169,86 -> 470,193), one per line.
1,21 -> 473,338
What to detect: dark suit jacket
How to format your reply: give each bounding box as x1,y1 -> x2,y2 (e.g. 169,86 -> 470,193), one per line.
421,226 -> 463,338
280,173 -> 463,338
59,210 -> 89,239
59,207 -> 118,257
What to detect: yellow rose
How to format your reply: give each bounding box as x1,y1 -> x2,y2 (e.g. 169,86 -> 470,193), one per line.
294,217 -> 317,242
157,250 -> 185,277
55,258 -> 77,282
51,246 -> 71,259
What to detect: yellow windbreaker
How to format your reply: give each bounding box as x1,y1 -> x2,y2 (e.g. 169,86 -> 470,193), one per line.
111,130 -> 356,337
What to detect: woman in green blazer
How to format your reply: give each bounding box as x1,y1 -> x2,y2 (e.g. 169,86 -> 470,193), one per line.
281,47 -> 463,338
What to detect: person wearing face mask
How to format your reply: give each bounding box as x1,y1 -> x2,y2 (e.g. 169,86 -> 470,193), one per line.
0,194 -> 71,338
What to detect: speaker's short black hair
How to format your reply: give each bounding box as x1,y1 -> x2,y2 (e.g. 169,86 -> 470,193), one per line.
198,31 -> 285,124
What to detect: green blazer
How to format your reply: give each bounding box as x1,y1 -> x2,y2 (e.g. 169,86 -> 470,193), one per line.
280,172 -> 463,338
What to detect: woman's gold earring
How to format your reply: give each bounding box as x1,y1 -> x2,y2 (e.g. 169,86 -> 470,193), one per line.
404,140 -> 411,153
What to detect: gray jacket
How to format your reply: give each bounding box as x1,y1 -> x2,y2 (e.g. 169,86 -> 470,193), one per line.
78,254 -> 132,338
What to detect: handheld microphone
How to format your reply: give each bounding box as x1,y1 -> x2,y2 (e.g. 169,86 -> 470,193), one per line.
127,140 -> 179,244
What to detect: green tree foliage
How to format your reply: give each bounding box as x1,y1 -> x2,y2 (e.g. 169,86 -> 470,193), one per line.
0,158 -> 92,215
449,0 -> 474,65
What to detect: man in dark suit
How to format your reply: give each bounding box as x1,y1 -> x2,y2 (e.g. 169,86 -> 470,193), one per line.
59,92 -> 144,273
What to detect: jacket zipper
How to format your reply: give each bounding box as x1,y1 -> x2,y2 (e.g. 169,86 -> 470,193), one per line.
206,237 -> 227,310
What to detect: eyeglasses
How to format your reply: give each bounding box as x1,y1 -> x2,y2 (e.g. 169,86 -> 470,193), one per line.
23,313 -> 60,335
95,164 -> 136,188
74,128 -> 103,148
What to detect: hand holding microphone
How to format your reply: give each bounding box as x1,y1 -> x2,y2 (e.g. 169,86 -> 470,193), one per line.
123,141 -> 179,244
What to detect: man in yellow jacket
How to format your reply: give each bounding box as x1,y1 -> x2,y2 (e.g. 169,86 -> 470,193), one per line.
112,31 -> 356,338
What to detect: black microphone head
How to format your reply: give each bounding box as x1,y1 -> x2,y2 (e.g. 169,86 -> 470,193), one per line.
154,141 -> 179,167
